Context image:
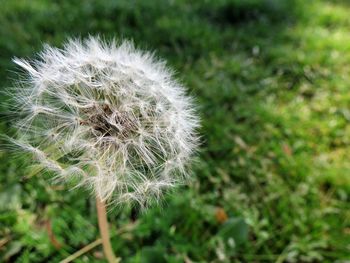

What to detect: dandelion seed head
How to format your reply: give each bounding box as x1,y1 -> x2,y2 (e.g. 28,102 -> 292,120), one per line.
9,37 -> 199,206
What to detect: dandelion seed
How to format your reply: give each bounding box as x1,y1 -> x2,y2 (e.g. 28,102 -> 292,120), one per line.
8,37 -> 199,206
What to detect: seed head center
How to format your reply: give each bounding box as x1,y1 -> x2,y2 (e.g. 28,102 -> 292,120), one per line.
80,104 -> 137,140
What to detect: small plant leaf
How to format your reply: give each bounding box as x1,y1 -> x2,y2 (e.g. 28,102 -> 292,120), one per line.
140,246 -> 166,263
217,217 -> 248,246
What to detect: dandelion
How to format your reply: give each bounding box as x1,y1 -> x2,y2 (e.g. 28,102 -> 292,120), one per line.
7,37 -> 199,262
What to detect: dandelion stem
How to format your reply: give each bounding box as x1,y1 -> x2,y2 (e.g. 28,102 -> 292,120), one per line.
96,196 -> 119,263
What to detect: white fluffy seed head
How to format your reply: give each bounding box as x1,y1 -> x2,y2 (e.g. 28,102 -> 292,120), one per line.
9,37 -> 199,207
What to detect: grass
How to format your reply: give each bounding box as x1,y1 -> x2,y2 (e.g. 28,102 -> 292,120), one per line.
0,0 -> 349,262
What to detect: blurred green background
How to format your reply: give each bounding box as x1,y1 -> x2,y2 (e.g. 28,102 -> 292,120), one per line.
0,0 -> 349,262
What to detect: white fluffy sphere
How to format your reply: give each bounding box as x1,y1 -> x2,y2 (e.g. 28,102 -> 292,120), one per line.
10,37 -> 199,206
